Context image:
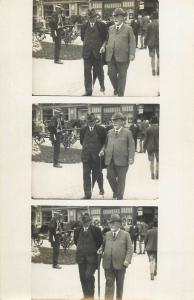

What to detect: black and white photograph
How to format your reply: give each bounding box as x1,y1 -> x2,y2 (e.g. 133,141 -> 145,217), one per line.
31,205 -> 158,300
32,0 -> 159,96
32,103 -> 159,199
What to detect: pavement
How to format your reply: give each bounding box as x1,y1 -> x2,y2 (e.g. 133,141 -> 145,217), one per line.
32,46 -> 159,96
32,140 -> 158,200
31,250 -> 158,300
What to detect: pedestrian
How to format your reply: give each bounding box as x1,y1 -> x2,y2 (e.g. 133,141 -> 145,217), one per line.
139,13 -> 150,49
49,4 -> 64,64
137,118 -> 149,153
138,220 -> 148,254
101,214 -> 133,300
74,213 -> 103,300
130,120 -> 139,152
129,221 -> 139,253
101,8 -> 136,96
144,11 -> 159,76
48,111 -> 64,168
81,9 -> 108,96
101,112 -> 135,200
48,211 -> 63,269
144,220 -> 158,280
143,116 -> 159,179
80,113 -> 107,199
131,16 -> 139,47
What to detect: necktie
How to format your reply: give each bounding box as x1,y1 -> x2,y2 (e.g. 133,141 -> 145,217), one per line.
113,232 -> 116,238
90,127 -> 93,132
116,26 -> 119,32
91,23 -> 94,28
115,130 -> 118,136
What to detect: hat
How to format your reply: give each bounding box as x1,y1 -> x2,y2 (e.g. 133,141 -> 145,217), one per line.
87,8 -> 98,18
86,113 -> 96,122
150,116 -> 158,124
112,112 -> 125,121
109,214 -> 121,223
81,213 -> 92,224
113,8 -> 127,17
55,4 -> 63,9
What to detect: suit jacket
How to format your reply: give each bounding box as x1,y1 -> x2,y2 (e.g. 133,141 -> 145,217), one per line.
105,127 -> 135,167
48,116 -> 64,142
144,227 -> 158,252
129,225 -> 139,238
80,125 -> 107,147
143,124 -> 159,152
48,218 -> 62,243
74,225 -> 103,250
105,23 -> 136,63
49,12 -> 64,36
102,230 -> 133,270
81,21 -> 108,59
144,19 -> 159,48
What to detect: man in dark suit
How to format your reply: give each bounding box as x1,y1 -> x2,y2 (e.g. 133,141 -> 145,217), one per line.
143,116 -> 159,179
101,214 -> 133,300
80,113 -> 107,199
81,9 -> 108,96
129,222 -> 139,253
49,4 -> 64,64
48,111 -> 64,168
74,213 -> 103,300
144,11 -> 159,75
100,8 -> 136,96
48,211 -> 63,269
131,16 -> 139,47
101,112 -> 135,199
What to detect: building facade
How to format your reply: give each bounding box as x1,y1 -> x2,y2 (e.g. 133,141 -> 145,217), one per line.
32,206 -> 158,229
32,103 -> 159,129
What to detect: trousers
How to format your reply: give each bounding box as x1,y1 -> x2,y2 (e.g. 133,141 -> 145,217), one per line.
53,134 -> 61,165
83,156 -> 103,197
108,56 -> 129,96
78,258 -> 96,299
104,266 -> 126,300
84,53 -> 104,94
107,160 -> 129,199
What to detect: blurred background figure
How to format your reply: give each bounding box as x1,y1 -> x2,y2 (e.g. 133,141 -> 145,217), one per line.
131,16 -> 139,48
130,120 -> 139,152
144,220 -> 158,280
129,221 -> 139,253
143,116 -> 159,179
139,12 -> 150,49
144,11 -> 159,76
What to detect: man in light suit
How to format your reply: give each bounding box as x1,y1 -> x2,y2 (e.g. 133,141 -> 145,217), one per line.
100,112 -> 135,199
101,214 -> 133,300
100,8 -> 136,96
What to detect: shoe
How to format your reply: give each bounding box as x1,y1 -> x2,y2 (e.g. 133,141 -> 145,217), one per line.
81,195 -> 91,199
114,90 -> 118,96
99,189 -> 104,195
54,60 -> 63,64
53,264 -> 62,269
113,193 -> 117,200
53,163 -> 62,168
157,70 -> 160,76
151,273 -> 154,280
82,91 -> 92,96
100,86 -> 105,93
117,197 -> 123,200
155,173 -> 159,180
152,70 -> 156,76
151,173 -> 155,180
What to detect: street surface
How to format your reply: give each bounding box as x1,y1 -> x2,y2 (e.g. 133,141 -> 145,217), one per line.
31,250 -> 158,300
32,45 -> 159,96
32,140 -> 158,200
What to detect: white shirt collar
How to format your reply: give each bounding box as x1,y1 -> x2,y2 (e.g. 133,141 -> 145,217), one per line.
113,228 -> 120,237
115,23 -> 123,30
115,127 -> 123,134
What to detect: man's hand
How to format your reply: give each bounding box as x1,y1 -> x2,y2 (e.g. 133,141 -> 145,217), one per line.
97,247 -> 103,255
128,158 -> 134,165
99,150 -> 104,157
123,260 -> 130,268
129,55 -> 135,61
99,46 -> 106,54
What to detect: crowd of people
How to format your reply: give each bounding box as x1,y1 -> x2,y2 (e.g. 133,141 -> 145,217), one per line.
47,111 -> 159,199
48,6 -> 159,96
48,211 -> 158,300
